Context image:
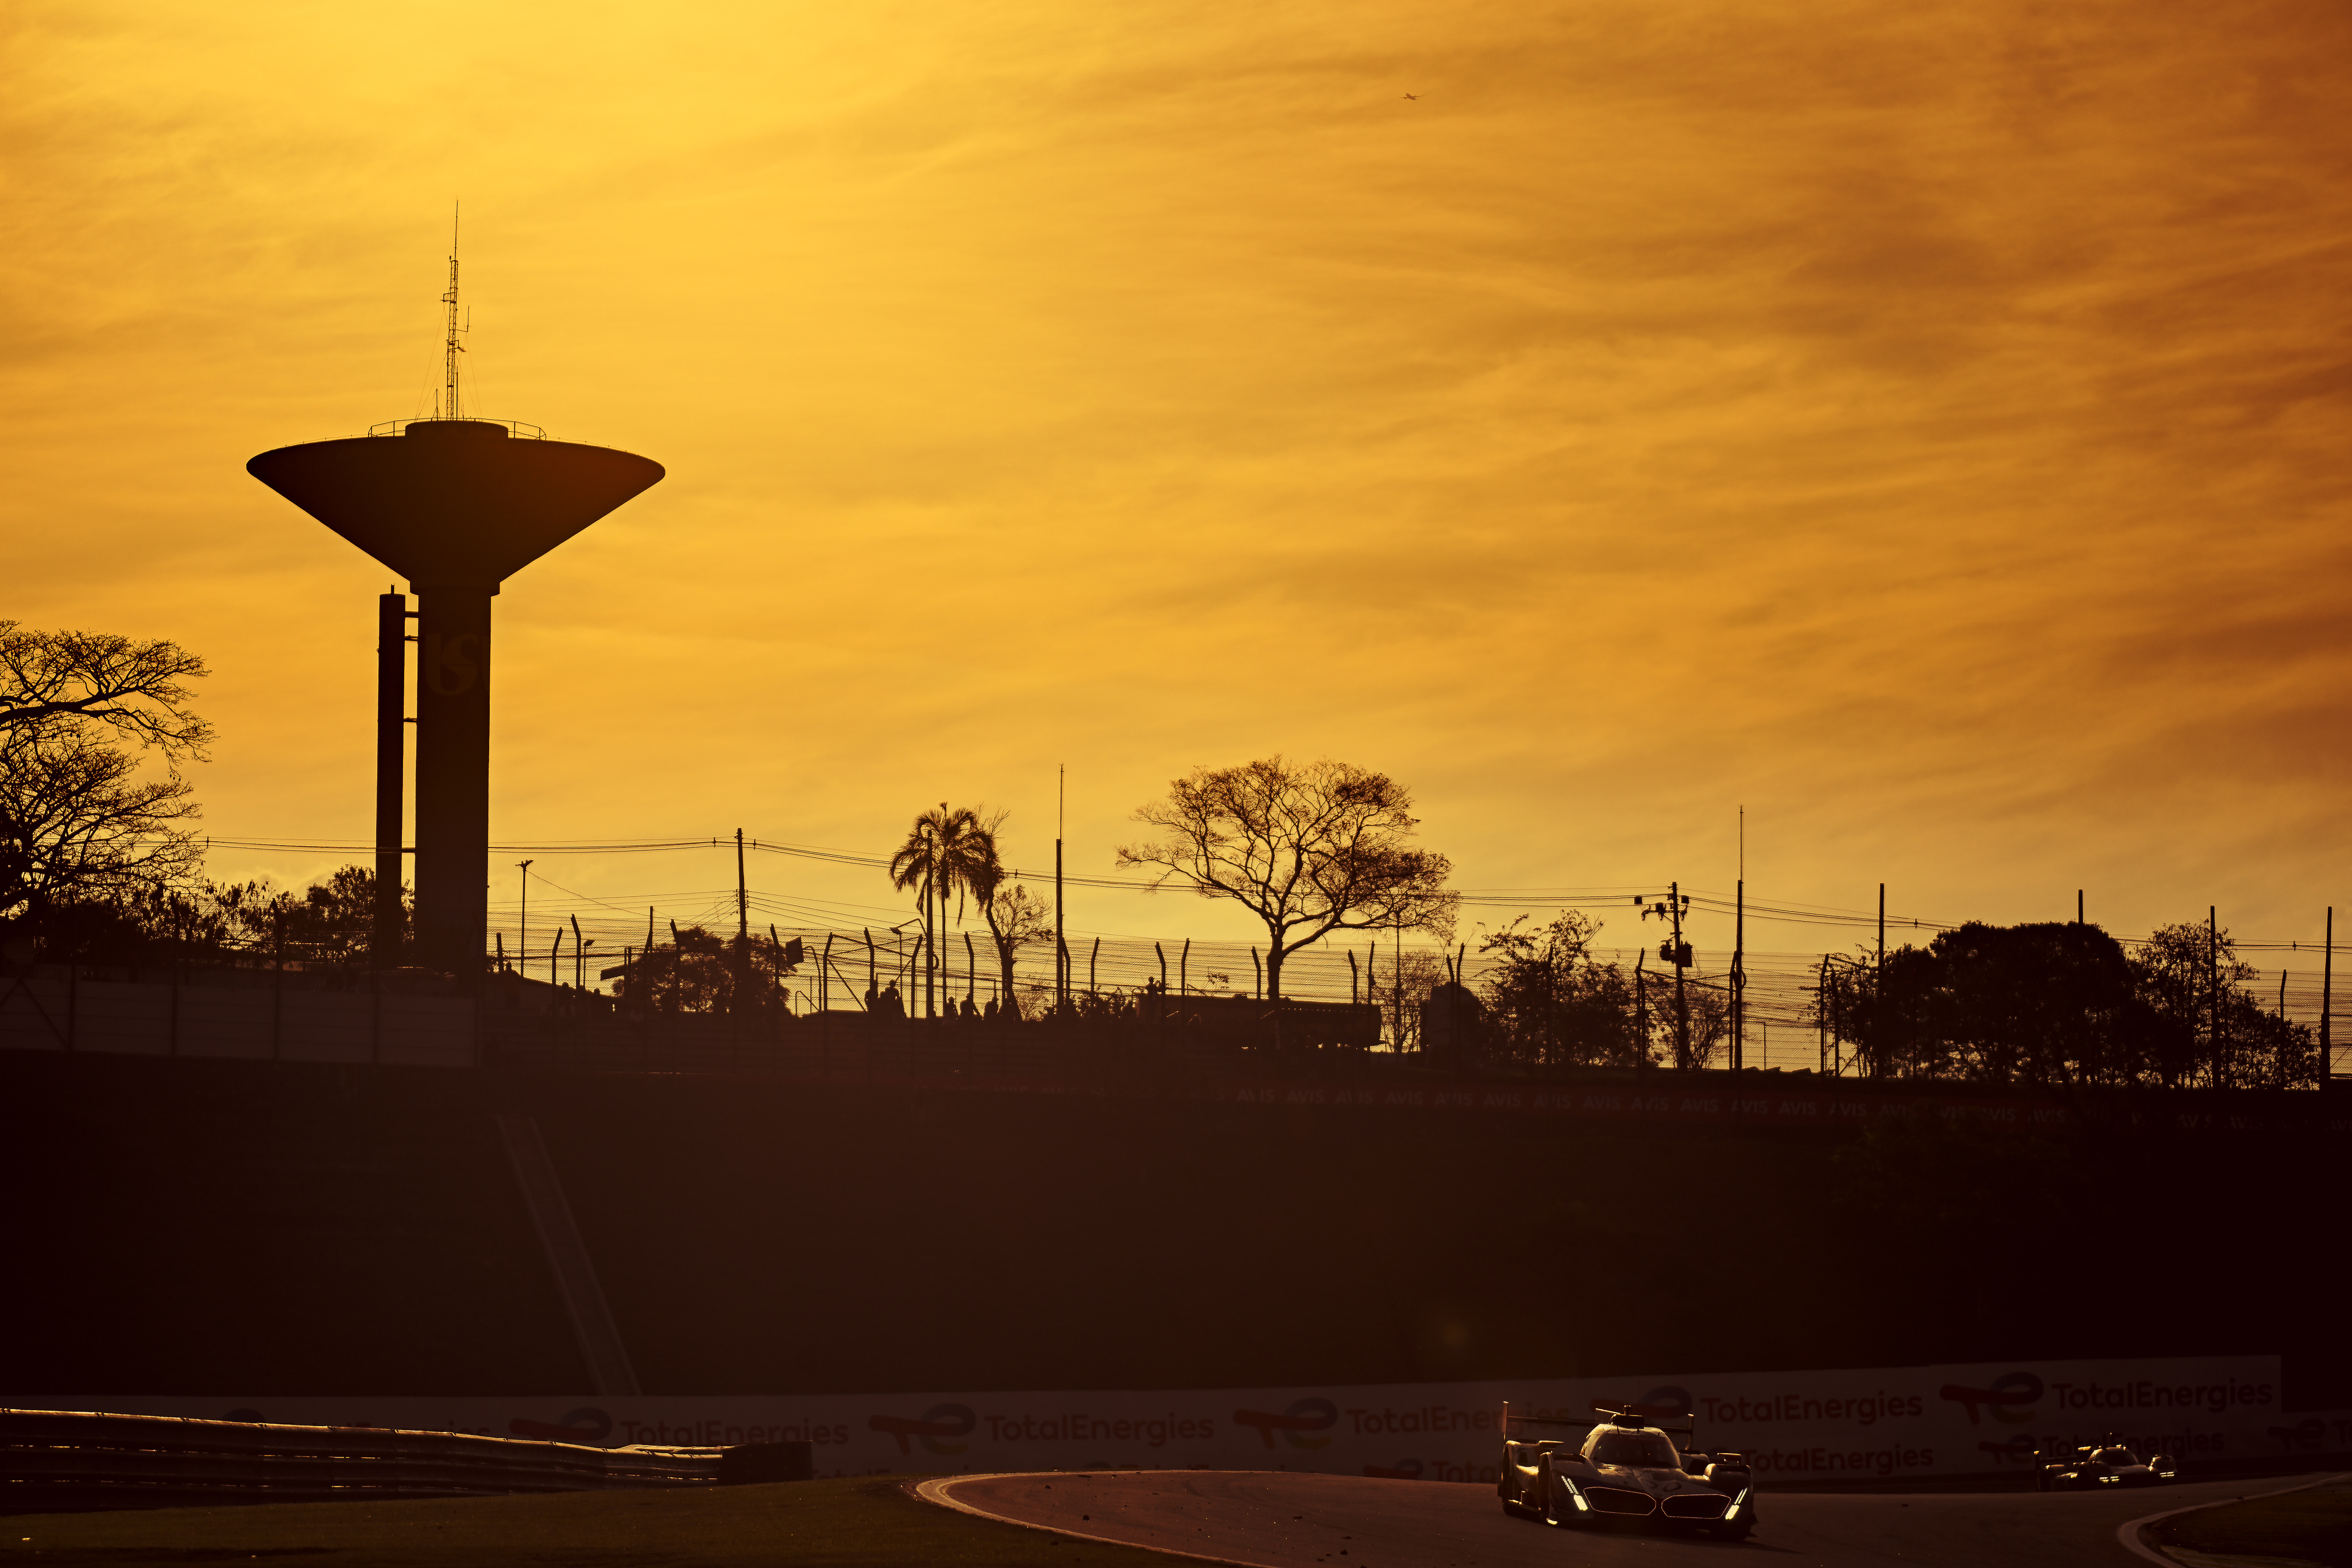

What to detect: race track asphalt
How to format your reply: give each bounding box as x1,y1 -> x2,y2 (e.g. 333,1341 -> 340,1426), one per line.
918,1469 -> 2334,1567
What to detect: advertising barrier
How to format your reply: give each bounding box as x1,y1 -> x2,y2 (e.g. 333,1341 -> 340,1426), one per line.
22,1356 -> 2346,1485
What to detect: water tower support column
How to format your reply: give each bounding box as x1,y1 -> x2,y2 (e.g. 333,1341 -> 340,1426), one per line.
375,592 -> 411,966
413,582 -> 496,984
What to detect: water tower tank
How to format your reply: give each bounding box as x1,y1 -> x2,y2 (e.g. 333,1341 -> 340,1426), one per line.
249,418 -> 663,981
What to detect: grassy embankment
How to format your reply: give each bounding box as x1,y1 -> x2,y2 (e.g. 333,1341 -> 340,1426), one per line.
4,1047 -> 2340,1397
0,1476 -> 1183,1567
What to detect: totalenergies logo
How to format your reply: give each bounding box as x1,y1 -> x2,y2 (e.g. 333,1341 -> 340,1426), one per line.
1940,1372 -> 2042,1425
1635,1387 -> 1693,1421
1233,1397 -> 1338,1450
869,1403 -> 977,1456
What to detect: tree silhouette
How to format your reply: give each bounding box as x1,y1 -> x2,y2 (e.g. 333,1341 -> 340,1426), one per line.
1117,756 -> 1454,1002
2,623 -> 211,930
613,924 -> 798,1015
2130,922 -> 2315,1089
976,877 -> 1054,1017
887,804 -> 994,1017
0,623 -> 212,755
1815,919 -> 2316,1090
1476,911 -> 1650,1067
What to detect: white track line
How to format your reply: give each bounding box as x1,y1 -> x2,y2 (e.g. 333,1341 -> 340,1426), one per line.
2114,1472 -> 2347,1566
914,1473 -> 1274,1568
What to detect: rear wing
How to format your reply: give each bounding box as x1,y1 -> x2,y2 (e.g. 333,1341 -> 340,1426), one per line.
1502,1400 -> 1701,1441
1592,1401 -> 1696,1441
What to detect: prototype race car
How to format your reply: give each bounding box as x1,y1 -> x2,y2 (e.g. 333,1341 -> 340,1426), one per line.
2038,1438 -> 2177,1492
1498,1401 -> 1756,1541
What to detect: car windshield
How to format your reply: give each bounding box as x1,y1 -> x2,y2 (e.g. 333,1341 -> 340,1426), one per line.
1589,1431 -> 1681,1469
2095,1449 -> 2139,1466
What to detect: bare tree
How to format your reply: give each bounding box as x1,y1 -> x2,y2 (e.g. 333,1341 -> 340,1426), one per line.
2,625 -> 211,927
1116,756 -> 1455,1002
1,623 -> 213,760
1379,948 -> 1452,1052
976,879 -> 1054,1014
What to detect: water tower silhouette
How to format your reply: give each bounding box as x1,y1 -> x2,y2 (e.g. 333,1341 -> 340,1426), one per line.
247,248 -> 662,982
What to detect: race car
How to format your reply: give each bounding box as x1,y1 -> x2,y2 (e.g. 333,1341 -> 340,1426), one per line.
1498,1401 -> 1756,1540
2037,1438 -> 2177,1492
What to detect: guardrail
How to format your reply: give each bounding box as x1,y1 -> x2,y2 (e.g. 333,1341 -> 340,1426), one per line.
1,1408 -> 729,1515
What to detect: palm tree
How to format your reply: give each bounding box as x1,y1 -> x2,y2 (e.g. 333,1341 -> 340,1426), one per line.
888,803 -> 995,1017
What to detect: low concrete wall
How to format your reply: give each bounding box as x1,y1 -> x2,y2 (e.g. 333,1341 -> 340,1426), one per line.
0,974 -> 476,1067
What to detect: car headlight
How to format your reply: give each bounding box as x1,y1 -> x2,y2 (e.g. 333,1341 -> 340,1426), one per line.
1560,1476 -> 1590,1512
1725,1487 -> 1748,1520
2099,1475 -> 2119,1484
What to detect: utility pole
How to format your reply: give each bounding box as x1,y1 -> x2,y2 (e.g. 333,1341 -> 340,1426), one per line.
1673,884 -> 1688,1068
1733,883 -> 1745,1073
1817,953 -> 1830,1074
1876,882 -> 1886,1082
735,828 -> 749,1017
2209,905 -> 2222,1087
1055,765 -> 1066,1012
1634,947 -> 1648,1066
1638,886 -> 1692,1067
1734,809 -> 1744,1071
2323,907 -> 2334,1075
517,860 -> 533,981
1395,911 -> 1406,1051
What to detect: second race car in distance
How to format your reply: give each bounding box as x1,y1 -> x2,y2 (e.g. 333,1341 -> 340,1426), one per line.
2038,1438 -> 2177,1491
1499,1401 -> 1756,1541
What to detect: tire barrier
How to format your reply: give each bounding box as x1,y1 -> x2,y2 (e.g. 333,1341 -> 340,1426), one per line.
0,1408 -> 726,1516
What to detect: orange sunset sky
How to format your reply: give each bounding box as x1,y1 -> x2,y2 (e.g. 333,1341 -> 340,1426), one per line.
6,0 -> 2349,997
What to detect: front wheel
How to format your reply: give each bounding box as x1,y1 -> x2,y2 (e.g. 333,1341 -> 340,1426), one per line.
1541,1462 -> 1565,1527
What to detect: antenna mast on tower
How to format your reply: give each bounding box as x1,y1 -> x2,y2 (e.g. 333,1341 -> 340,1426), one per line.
439,205 -> 464,420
